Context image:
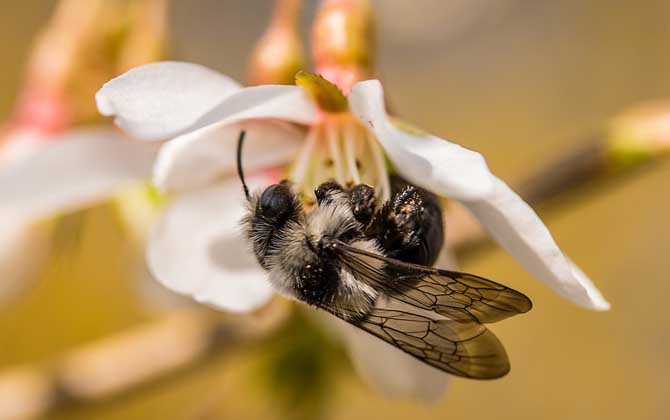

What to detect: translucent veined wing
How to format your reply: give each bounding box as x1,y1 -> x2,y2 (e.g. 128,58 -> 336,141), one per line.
332,240 -> 532,323
308,240 -> 533,379
321,303 -> 512,379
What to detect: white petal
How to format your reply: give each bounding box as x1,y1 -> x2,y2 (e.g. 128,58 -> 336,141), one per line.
567,258 -> 610,310
0,128 -> 156,221
0,129 -> 47,166
146,177 -> 276,312
349,79 -> 495,201
155,120 -> 305,193
463,178 -> 610,310
191,84 -> 319,128
0,217 -> 52,305
349,80 -> 608,310
96,61 -> 242,141
340,299 -> 449,401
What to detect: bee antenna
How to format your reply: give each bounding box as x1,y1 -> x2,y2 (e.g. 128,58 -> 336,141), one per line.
236,130 -> 251,201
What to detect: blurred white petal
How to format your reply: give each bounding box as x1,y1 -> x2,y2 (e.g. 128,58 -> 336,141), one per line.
343,325 -> 449,401
146,177 -> 275,312
0,129 -> 47,166
155,120 -> 305,193
341,299 -> 449,401
349,79 -> 495,201
96,61 -> 242,141
111,184 -> 193,312
340,249 -> 456,401
0,128 -> 156,220
349,79 -> 608,310
0,217 -> 51,305
464,178 -> 610,310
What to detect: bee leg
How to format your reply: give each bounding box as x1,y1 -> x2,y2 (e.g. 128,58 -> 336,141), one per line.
374,176 -> 444,266
349,184 -> 376,226
315,181 -> 345,205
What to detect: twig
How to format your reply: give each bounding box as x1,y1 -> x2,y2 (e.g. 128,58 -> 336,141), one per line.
0,302 -> 290,420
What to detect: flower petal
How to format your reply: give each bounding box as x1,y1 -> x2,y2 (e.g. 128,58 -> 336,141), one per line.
349,79 -> 495,201
463,178 -> 610,310
192,84 -> 320,128
0,217 -> 52,305
154,120 -> 305,193
349,79 -> 608,310
146,177 -> 275,312
96,61 -> 242,141
0,129 -> 47,166
0,128 -> 156,220
97,61 -> 321,142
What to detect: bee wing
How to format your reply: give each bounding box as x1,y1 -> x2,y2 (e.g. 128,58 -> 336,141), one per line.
332,240 -> 532,323
321,303 -> 512,379
314,240 -> 532,379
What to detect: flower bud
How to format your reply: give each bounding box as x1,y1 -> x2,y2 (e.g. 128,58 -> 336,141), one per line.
607,100 -> 670,171
247,0 -> 305,86
118,0 -> 169,73
312,0 -> 374,93
11,0 -> 167,133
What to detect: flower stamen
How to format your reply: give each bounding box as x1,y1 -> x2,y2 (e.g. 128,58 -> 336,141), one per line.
288,115 -> 390,205
290,124 -> 319,185
326,122 -> 345,184
344,123 -> 361,185
364,126 -> 390,202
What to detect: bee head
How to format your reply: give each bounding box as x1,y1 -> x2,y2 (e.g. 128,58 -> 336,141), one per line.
257,182 -> 298,223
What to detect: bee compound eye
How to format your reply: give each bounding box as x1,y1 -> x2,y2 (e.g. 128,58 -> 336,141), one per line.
259,184 -> 295,221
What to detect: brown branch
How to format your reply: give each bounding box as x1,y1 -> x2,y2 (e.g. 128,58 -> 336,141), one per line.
0,302 -> 290,420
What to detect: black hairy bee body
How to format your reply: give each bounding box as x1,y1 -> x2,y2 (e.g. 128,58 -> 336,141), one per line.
236,131 -> 532,379
244,184 -> 382,317
243,177 -> 442,318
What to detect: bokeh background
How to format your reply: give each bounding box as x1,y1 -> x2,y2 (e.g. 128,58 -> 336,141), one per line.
1,0 -> 669,419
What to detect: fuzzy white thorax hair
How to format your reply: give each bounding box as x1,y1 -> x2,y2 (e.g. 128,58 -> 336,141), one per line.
263,190 -> 383,317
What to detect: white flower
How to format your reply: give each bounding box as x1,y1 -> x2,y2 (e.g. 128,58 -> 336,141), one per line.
96,60 -> 610,398
0,127 -> 158,304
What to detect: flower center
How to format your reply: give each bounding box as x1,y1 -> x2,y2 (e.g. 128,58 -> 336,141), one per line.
289,113 -> 390,205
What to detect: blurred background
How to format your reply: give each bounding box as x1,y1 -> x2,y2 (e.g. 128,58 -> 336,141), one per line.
0,0 -> 668,419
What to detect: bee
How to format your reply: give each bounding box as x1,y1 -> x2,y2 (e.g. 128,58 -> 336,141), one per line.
237,131 -> 532,379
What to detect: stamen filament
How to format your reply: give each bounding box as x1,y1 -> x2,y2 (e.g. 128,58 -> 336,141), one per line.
344,123 -> 361,185
290,124 -> 319,185
364,126 -> 390,202
326,122 -> 345,184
